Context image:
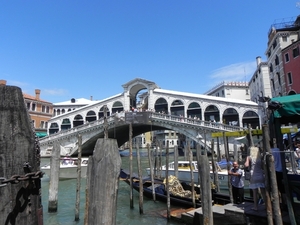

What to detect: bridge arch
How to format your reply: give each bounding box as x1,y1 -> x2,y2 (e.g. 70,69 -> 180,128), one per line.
222,108 -> 239,126
154,97 -> 168,113
49,122 -> 59,134
187,101 -> 202,120
112,101 -> 124,113
61,118 -> 71,130
242,110 -> 260,129
86,110 -> 97,122
170,99 -> 184,116
73,114 -> 84,127
99,106 -> 111,118
204,104 -> 220,122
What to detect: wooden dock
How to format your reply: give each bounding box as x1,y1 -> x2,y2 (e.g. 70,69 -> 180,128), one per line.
164,202 -> 295,225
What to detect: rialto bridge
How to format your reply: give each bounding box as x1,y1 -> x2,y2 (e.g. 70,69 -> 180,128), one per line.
39,78 -> 261,156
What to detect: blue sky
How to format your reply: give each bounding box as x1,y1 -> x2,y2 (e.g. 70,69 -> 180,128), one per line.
1,1 -> 300,103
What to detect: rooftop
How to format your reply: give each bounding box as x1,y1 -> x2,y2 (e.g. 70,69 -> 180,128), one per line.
268,16 -> 300,36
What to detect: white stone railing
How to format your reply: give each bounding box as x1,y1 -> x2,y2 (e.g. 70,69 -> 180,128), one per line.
149,112 -> 244,132
40,111 -> 244,144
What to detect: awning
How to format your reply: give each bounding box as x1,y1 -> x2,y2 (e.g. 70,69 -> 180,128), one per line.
269,94 -> 300,124
35,132 -> 48,138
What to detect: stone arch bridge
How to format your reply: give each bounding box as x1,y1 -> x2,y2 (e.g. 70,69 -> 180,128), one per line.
39,111 -> 245,157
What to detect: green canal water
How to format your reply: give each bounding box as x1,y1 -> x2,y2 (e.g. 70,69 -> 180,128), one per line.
41,154 -> 185,225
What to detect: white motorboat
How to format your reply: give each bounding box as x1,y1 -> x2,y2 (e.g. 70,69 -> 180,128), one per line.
146,160 -> 249,190
41,157 -> 89,179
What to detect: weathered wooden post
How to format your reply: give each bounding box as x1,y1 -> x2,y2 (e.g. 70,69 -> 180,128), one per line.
48,141 -> 60,212
0,84 -> 43,225
203,130 -> 207,156
136,142 -> 143,214
75,134 -> 82,221
174,145 -> 179,178
165,142 -> 170,220
188,141 -> 196,208
211,139 -> 219,193
223,132 -> 233,203
129,122 -> 134,209
147,144 -> 156,201
154,143 -> 159,177
85,138 -> 121,225
216,137 -> 221,162
198,155 -> 213,225
263,125 -> 283,225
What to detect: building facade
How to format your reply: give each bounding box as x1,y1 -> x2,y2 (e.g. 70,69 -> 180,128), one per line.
53,97 -> 95,117
282,38 -> 300,95
204,81 -> 250,101
266,16 -> 300,97
23,89 -> 53,137
249,56 -> 272,124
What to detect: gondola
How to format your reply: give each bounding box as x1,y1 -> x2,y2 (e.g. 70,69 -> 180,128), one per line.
120,169 -> 204,208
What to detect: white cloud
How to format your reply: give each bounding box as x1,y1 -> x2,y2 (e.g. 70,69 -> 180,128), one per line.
210,61 -> 256,81
43,88 -> 68,96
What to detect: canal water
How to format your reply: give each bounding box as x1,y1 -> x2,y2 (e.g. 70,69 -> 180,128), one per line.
41,152 -> 185,225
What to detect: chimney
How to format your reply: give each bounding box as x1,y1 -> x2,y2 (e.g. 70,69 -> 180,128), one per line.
256,56 -> 261,67
0,80 -> 7,85
35,89 -> 41,100
90,96 -> 93,101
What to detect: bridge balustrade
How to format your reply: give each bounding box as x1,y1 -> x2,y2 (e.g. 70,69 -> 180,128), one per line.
40,112 -> 244,143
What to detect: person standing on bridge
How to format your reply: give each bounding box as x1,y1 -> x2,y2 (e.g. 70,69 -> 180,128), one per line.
228,161 -> 244,204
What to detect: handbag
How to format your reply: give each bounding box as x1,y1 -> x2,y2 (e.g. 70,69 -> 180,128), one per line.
244,170 -> 251,180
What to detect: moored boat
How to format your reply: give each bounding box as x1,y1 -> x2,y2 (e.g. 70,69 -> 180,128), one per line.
120,169 -> 204,208
41,157 -> 89,179
146,160 -> 249,190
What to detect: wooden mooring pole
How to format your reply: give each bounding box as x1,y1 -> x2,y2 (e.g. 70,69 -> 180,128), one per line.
84,138 -> 121,225
75,134 -> 82,221
165,142 -> 171,220
0,84 -> 43,225
223,132 -> 233,203
136,142 -> 143,214
147,144 -> 156,201
197,152 -> 213,225
48,140 -> 60,212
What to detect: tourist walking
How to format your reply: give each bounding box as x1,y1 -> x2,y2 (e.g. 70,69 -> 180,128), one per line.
244,147 -> 266,211
228,161 -> 244,204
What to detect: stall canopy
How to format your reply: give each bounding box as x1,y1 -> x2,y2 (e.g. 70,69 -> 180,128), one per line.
35,132 -> 48,138
269,94 -> 300,124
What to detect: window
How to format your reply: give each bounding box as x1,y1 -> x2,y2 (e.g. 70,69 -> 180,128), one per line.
272,39 -> 277,49
285,53 -> 290,62
27,102 -> 30,110
282,36 -> 287,42
277,73 -> 281,85
42,105 -> 46,112
32,103 -> 36,111
269,63 -> 273,72
287,72 -> 293,85
271,79 -> 275,91
275,55 -> 279,65
40,121 -> 45,128
293,47 -> 299,58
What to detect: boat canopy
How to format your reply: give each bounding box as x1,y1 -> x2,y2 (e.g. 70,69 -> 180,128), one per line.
269,94 -> 300,124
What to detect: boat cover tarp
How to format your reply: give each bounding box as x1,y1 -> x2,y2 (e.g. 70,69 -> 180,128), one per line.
270,94 -> 300,124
